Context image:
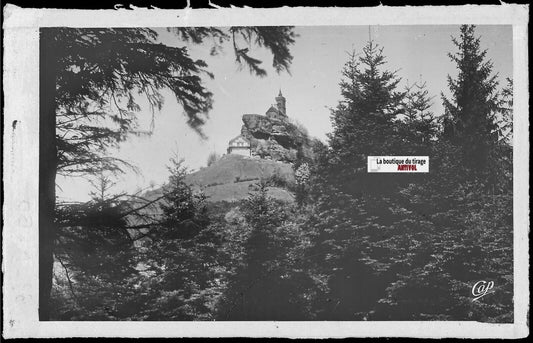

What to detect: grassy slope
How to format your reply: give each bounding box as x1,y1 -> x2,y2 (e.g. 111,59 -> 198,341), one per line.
143,154 -> 295,203
187,154 -> 295,202
187,154 -> 294,185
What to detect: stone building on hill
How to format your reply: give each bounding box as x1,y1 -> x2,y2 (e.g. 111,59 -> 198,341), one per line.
227,134 -> 251,156
265,90 -> 287,119
227,90 -> 288,157
226,90 -> 314,163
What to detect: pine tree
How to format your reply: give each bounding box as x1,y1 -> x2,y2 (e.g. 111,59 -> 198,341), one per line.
40,27 -> 296,319
442,25 -> 500,173
401,81 -> 438,151
52,173 -> 142,320
496,78 -> 513,146
138,154 -> 216,320
217,182 -> 311,320
306,41 -> 411,319
327,42 -> 405,196
159,155 -> 209,238
372,26 -> 513,321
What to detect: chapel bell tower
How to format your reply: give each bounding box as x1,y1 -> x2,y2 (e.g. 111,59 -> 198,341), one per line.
275,89 -> 286,116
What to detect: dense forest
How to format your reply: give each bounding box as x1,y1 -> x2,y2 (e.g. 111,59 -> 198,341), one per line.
43,25 -> 513,321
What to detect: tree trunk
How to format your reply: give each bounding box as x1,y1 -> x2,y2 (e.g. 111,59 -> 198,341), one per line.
39,29 -> 58,321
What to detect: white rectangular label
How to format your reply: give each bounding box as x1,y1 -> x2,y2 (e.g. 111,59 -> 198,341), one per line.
367,156 -> 429,173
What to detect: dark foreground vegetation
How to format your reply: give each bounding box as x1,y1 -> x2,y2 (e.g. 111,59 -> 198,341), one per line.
45,25 -> 512,321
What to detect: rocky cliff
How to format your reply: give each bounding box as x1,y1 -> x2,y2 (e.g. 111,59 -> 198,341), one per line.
240,113 -> 314,163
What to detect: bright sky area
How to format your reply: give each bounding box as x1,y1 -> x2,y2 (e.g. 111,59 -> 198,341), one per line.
57,25 -> 512,202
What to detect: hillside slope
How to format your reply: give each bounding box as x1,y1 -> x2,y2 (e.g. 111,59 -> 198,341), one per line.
187,154 -> 295,202
143,154 -> 296,204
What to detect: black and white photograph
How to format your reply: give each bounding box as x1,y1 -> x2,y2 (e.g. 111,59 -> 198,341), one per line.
2,4 -> 529,339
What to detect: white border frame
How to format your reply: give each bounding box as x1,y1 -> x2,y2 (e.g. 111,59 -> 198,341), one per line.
2,4 -> 529,338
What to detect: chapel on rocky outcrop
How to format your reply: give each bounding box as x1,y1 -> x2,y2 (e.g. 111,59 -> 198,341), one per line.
227,90 -> 287,156
226,90 -> 312,163
267,90 -> 287,118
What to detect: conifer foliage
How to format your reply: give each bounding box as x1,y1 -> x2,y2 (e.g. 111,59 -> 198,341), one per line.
41,26 -> 296,319
306,26 -> 513,321
442,25 -> 501,172
217,182 -> 312,320
48,25 -> 514,322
